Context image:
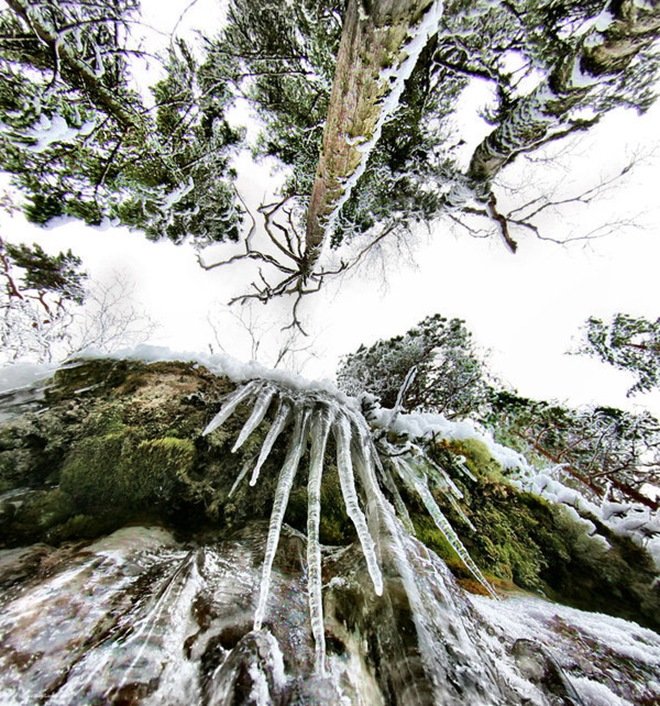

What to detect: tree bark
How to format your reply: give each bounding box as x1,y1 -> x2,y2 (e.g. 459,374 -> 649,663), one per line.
304,0 -> 442,272
5,0 -> 141,130
467,0 -> 660,195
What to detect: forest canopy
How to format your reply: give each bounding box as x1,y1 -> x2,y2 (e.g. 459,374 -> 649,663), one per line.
1,0 -> 658,273
0,0 -> 658,454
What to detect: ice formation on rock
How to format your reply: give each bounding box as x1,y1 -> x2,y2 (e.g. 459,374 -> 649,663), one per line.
202,378 -> 497,670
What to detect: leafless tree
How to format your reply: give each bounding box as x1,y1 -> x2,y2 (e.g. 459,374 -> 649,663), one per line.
206,299 -> 320,374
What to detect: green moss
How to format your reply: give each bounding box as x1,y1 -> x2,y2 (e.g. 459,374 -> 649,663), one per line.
130,437 -> 196,503
60,430 -> 196,514
47,513 -> 121,542
441,438 -> 505,481
0,488 -> 77,545
421,437 -> 660,627
285,464 -> 355,545
413,515 -> 465,570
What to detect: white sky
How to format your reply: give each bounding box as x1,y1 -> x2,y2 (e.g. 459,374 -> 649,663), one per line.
1,0 -> 658,418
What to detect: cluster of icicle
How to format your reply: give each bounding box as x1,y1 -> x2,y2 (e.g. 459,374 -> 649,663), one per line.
202,378 -> 496,673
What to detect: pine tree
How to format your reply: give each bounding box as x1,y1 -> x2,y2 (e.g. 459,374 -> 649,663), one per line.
336,313 -> 489,418
0,0 -> 242,244
485,390 -> 660,507
578,314 -> 660,396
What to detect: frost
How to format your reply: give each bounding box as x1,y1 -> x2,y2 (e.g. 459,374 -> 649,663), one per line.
162,177 -> 195,209
319,0 -> 444,247
253,405 -> 310,631
306,406 -> 334,674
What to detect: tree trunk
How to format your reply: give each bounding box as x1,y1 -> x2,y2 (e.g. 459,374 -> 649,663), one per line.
467,0 -> 660,195
304,0 -> 442,272
5,0 -> 141,130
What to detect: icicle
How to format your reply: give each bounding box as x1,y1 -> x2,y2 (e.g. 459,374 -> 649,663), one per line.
455,455 -> 478,482
373,449 -> 415,534
443,492 -> 476,532
232,386 -> 275,452
394,365 -> 417,411
250,399 -> 291,486
306,405 -> 334,674
333,413 -> 383,595
422,453 -> 464,499
253,407 -> 311,631
203,380 -> 261,436
350,439 -> 443,696
407,451 -> 475,530
228,456 -> 254,498
393,456 -> 497,599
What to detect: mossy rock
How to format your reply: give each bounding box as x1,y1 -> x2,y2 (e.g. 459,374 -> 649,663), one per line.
285,462 -> 355,545
438,437 -> 506,481
420,438 -> 659,628
0,488 -> 77,545
60,429 -> 196,514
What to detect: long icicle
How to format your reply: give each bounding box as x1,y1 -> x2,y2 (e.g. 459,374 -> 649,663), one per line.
333,413 -> 383,595
232,386 -> 275,452
350,412 -> 415,532
374,448 -> 416,534
393,456 -> 497,598
203,380 -> 261,436
307,404 -> 335,674
250,398 -> 291,486
253,406 -> 311,630
351,439 -> 444,700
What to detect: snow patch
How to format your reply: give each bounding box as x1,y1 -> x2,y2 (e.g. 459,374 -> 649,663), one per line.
23,115 -> 96,152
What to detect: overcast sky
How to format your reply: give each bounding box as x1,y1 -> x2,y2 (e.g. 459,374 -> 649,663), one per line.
1,0 -> 658,418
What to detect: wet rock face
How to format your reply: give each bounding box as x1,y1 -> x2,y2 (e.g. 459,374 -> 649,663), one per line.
0,358 -> 659,705
0,359 -> 290,546
1,522 -> 658,705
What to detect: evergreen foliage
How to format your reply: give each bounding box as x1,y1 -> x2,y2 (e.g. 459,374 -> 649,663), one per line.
0,0 -> 242,244
578,314 -> 660,396
336,313 -> 489,418
485,390 -> 660,504
216,0 -> 660,249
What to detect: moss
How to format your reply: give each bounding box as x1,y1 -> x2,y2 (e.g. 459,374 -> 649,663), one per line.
130,437 -> 196,504
285,463 -> 355,545
439,437 -> 505,481
0,488 -> 77,546
60,430 -> 196,515
421,437 -> 660,628
47,513 -> 121,542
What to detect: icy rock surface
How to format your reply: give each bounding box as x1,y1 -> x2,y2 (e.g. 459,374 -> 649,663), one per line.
1,524 -> 658,705
202,378 -> 497,669
1,358 -> 658,704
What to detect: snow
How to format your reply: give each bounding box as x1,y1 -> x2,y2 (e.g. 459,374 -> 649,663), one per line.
306,407 -> 334,674
253,406 -> 310,630
569,57 -> 600,90
517,470 -> 660,569
23,115 -> 96,153
319,0 -> 444,251
0,361 -> 57,394
87,344 -> 352,403
370,406 -> 528,470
